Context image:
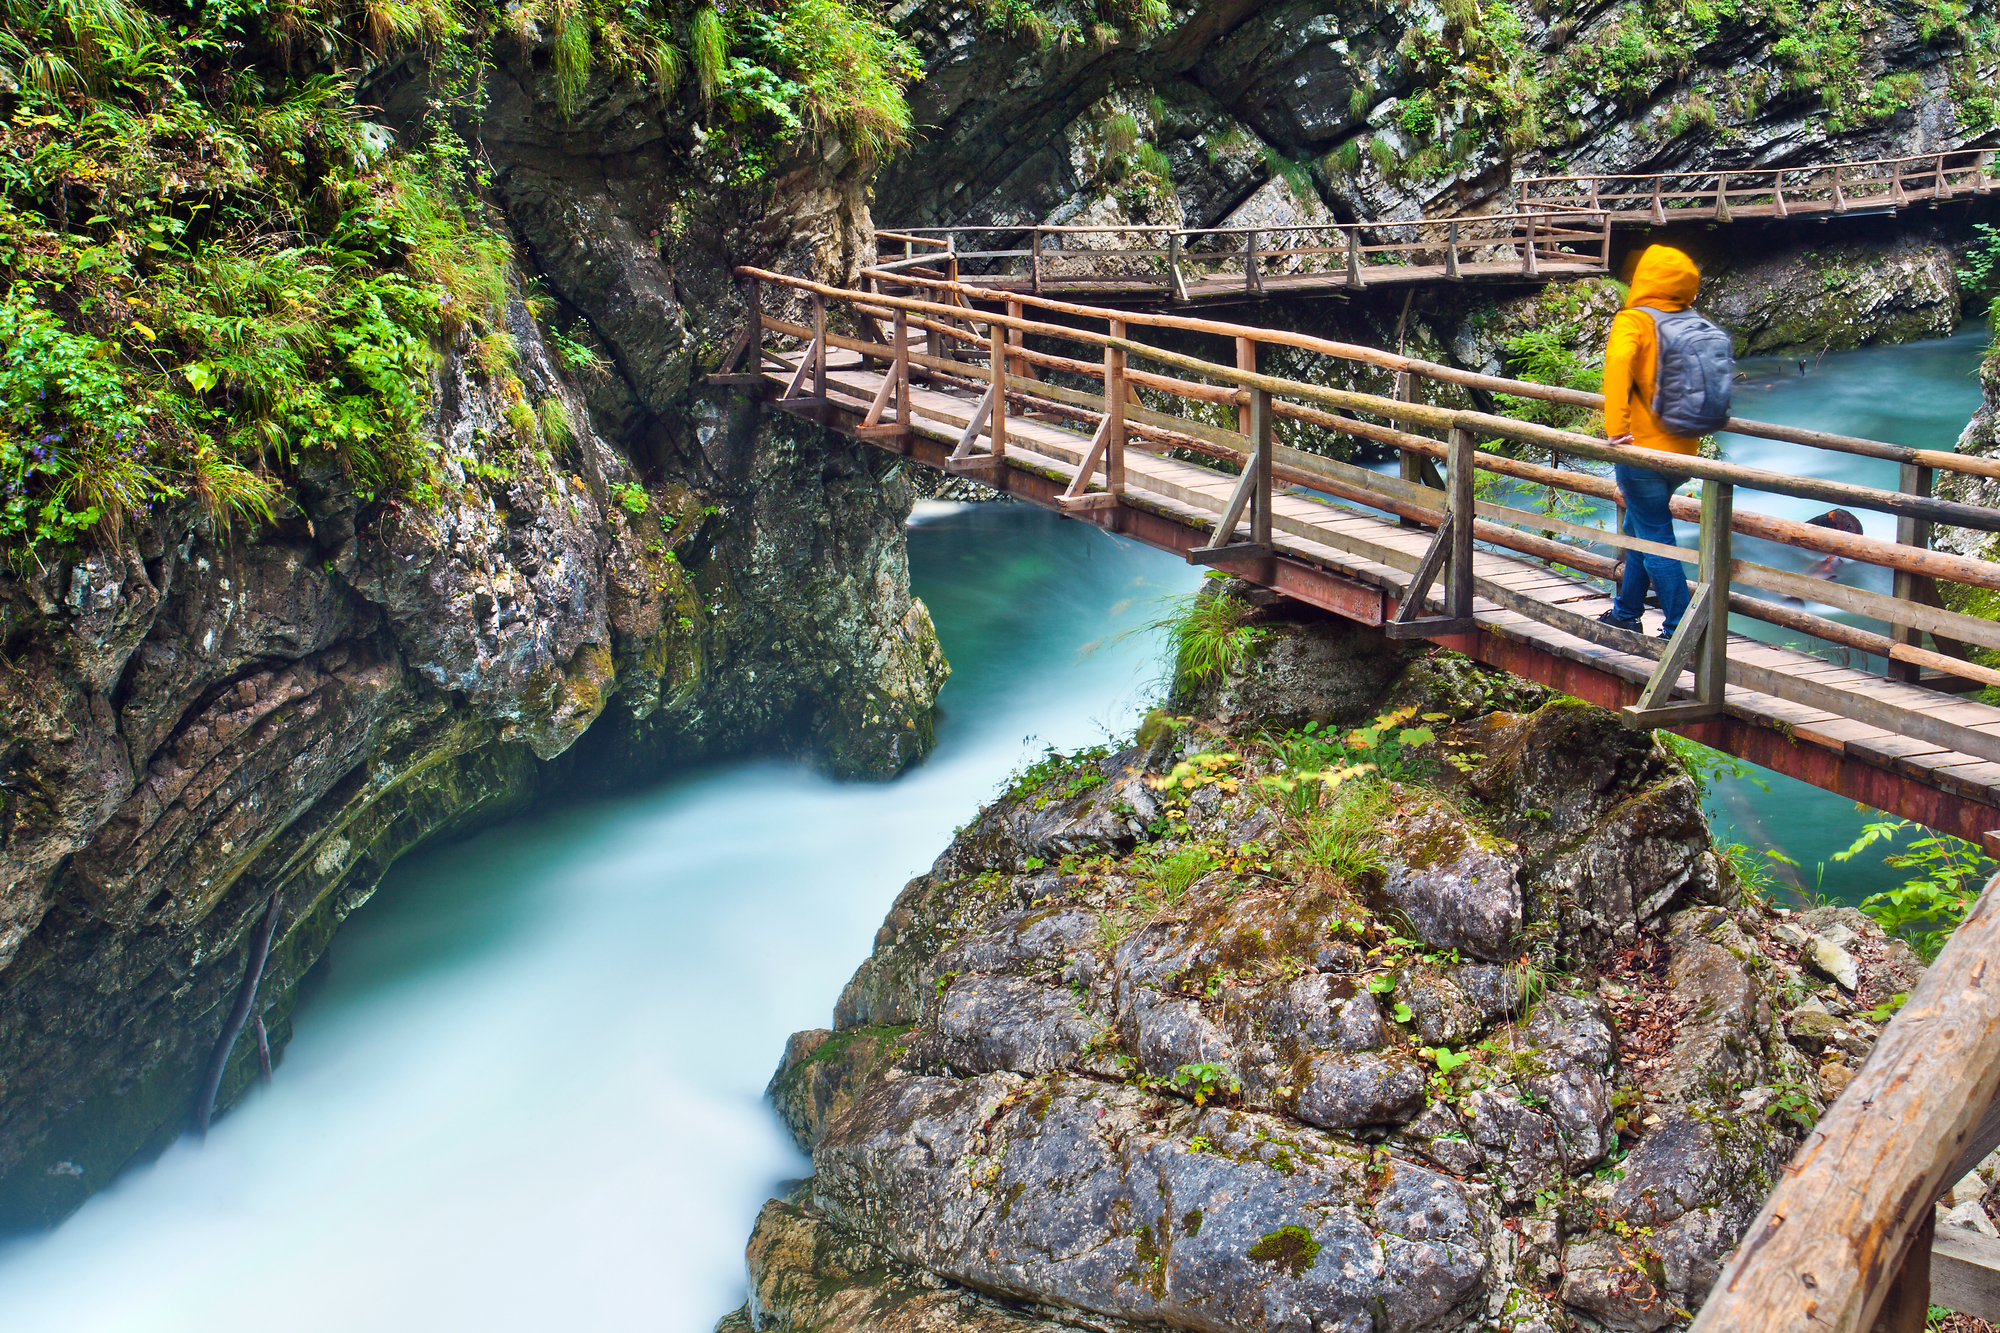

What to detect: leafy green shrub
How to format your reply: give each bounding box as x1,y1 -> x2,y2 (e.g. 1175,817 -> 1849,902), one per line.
1843,818 -> 1995,960
1166,1061 -> 1240,1105
1959,223 -> 2000,317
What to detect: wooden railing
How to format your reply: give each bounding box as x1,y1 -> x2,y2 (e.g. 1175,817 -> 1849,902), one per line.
1520,149 -> 1997,223
721,265 -> 2000,755
872,210 -> 1612,298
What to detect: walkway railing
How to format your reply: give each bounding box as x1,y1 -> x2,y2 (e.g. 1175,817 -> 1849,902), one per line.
721,264 -> 2000,761
874,209 -> 1611,299
1520,149 -> 1996,223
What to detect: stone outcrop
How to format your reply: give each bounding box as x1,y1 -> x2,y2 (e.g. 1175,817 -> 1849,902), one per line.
1699,226 -> 1964,356
729,606 -> 1925,1331
0,46 -> 948,1228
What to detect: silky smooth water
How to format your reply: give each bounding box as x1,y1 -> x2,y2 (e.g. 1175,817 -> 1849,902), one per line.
0,329 -> 1986,1329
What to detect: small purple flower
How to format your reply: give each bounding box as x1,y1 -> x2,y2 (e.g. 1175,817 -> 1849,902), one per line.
39,432 -> 58,444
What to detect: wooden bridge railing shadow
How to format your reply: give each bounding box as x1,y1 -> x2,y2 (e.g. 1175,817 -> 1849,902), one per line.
1520,148 -> 1998,223
874,209 -> 1612,300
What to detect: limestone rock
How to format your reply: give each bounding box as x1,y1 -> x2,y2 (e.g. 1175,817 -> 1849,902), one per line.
1804,934 -> 1861,991
1560,1236 -> 1676,1332
1379,803 -> 1523,961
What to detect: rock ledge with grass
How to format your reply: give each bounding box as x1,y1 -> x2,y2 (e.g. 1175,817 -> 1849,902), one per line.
727,591 -> 1932,1333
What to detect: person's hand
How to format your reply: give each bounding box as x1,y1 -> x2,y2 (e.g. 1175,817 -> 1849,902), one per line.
1606,433 -> 1635,446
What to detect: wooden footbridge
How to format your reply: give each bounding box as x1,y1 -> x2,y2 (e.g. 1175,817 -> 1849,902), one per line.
879,147 -> 1996,303
713,264 -> 2000,851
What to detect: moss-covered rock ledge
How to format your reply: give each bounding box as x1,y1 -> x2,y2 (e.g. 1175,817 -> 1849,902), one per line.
725,590 -> 1924,1332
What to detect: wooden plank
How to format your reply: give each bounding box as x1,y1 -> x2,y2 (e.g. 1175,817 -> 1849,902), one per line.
1689,873 -> 2000,1333
1934,1223 -> 2000,1321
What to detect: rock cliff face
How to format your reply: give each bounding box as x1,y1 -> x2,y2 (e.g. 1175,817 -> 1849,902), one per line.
878,0 -> 2000,236
730,598 -> 1924,1331
0,46 -> 947,1228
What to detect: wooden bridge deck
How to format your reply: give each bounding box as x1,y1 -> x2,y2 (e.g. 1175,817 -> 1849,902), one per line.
750,341 -> 2000,848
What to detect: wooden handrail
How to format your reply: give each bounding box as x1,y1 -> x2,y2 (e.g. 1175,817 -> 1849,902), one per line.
749,265 -> 2000,530
862,267 -> 2000,485
735,268 -> 2000,700
1688,872 -> 2000,1333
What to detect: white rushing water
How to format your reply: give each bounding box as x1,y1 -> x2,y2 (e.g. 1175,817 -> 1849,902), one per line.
0,502 -> 1199,1331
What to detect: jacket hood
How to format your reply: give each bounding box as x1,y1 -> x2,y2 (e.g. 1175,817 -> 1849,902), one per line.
1626,245 -> 1700,311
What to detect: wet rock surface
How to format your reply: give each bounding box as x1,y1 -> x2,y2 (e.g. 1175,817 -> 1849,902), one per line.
731,613 -> 1911,1330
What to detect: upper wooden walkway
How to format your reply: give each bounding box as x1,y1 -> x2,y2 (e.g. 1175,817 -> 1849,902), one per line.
712,267 -> 2000,850
1521,147 -> 1997,225
874,210 -> 1611,305
879,148 -> 1996,304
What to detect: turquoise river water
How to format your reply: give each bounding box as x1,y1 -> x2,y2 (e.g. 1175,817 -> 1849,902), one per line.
0,325 -> 1986,1329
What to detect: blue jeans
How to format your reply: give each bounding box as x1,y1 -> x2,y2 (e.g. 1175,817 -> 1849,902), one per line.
1610,464 -> 1691,635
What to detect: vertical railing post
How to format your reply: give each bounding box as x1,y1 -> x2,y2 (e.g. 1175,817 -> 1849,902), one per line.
1251,387 -> 1273,549
988,318 -> 1007,460
1936,151 -> 1949,200
1773,169 -> 1789,219
1446,220 -> 1461,280
1397,371 -> 1428,528
1006,298 -> 1024,380
812,294 -> 827,398
1168,230 -> 1188,302
1833,164 -> 1849,211
1714,172 -> 1733,222
893,307 -> 909,421
1892,159 -> 1909,207
1521,213 -> 1540,276
1245,229 -> 1262,294
747,275 -> 763,367
947,235 -> 960,288
1888,463 -> 1936,682
1104,319 -> 1127,494
1977,149 -> 1993,195
1030,229 -> 1042,295
1588,176 -> 1602,209
1650,175 -> 1667,225
1446,426 -> 1476,620
1696,479 -> 1733,708
1235,337 -> 1256,435
1345,227 -> 1364,287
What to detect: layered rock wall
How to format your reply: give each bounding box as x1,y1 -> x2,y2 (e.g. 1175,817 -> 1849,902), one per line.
0,47 -> 947,1228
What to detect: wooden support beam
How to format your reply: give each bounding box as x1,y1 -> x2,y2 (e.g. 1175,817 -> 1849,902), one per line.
1688,872 -> 2000,1333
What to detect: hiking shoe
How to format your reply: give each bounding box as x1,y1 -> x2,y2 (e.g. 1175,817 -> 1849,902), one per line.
1597,610 -> 1643,633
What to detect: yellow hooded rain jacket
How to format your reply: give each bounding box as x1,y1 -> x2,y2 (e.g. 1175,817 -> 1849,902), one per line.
1602,245 -> 1705,456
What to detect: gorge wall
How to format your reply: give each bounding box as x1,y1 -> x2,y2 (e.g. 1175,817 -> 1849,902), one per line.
0,44 -> 946,1227
4,0 -> 1997,1242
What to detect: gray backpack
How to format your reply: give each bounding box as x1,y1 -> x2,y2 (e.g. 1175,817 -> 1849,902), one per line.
1639,306 -> 1735,436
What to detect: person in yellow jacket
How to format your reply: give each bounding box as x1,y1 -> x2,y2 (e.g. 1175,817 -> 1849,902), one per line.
1598,244 -> 1703,638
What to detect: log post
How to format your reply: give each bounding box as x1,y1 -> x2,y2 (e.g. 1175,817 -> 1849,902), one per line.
812,294 -> 827,398
1346,226 -> 1364,287
1446,219 -> 1462,280
1446,426 -> 1475,620
1715,171 -> 1733,222
1651,175 -> 1667,225
1834,164 -> 1849,212
1888,462 -> 1936,683
1236,336 -> 1256,435
1686,871 -> 2000,1333
1251,387 -> 1273,549
1030,228 -> 1042,295
1245,229 -> 1262,294
893,307 -> 910,419
1168,230 -> 1189,302
1774,169 -> 1790,219
988,319 -> 1007,459
1105,318 -> 1127,493
1696,479 -> 1733,709
1521,213 -> 1540,275
1936,151 -> 1949,200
